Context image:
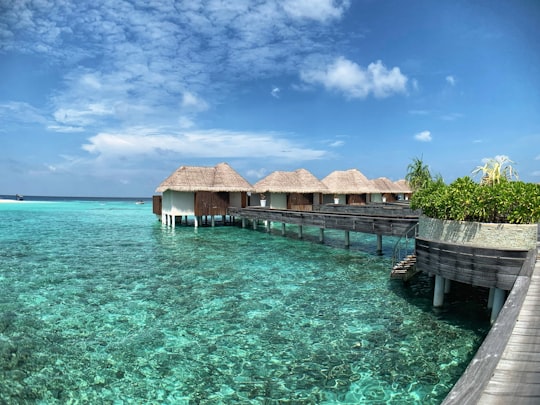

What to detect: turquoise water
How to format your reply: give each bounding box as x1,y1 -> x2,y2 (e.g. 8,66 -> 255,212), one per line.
0,199 -> 489,404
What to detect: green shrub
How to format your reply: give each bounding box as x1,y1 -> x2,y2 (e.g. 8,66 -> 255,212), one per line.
410,177 -> 540,224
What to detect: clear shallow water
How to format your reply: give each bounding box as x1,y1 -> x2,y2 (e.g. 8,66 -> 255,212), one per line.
0,199 -> 489,404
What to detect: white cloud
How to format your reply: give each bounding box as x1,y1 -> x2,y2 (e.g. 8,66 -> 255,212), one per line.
282,0 -> 350,22
181,91 -> 208,112
271,87 -> 281,98
53,103 -> 113,126
81,128 -> 327,161
300,57 -> 408,99
329,140 -> 344,147
535,155 -> 540,160
446,75 -> 456,86
440,112 -> 463,121
414,130 -> 432,142
47,125 -> 84,133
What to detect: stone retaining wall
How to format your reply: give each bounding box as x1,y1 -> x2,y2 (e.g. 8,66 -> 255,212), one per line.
418,216 -> 538,250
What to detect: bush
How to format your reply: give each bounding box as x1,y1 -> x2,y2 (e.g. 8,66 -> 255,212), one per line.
410,177 -> 540,224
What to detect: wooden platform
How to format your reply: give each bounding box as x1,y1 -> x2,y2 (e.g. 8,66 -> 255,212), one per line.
443,244 -> 540,404
390,254 -> 420,281
227,206 -> 419,237
476,250 -> 540,404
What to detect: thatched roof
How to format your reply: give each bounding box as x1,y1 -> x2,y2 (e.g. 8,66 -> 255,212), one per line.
394,179 -> 412,193
369,177 -> 406,194
321,169 -> 374,194
155,162 -> 253,193
253,168 -> 329,193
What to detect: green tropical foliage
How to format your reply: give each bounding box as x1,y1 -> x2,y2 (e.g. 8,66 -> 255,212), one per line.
405,156 -> 432,191
408,157 -> 540,224
471,155 -> 518,185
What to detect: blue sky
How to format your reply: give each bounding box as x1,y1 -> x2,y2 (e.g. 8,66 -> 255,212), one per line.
1,0 -> 539,197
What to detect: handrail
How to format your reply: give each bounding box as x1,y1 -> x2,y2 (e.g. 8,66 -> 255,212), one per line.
391,223 -> 418,269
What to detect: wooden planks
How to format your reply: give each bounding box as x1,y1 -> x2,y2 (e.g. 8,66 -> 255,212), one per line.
227,206 -> 419,237
442,248 -> 539,405
415,237 -> 529,290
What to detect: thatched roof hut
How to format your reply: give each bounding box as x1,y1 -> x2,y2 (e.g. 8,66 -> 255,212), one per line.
253,168 -> 328,194
368,177 -> 405,194
394,179 -> 412,194
321,169 -> 373,194
156,162 -> 252,193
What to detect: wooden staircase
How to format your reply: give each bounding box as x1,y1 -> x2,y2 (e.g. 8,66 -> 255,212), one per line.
390,223 -> 420,281
391,254 -> 419,281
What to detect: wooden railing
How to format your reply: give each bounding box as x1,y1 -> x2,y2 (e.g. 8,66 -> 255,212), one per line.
227,206 -> 419,237
415,237 -> 531,290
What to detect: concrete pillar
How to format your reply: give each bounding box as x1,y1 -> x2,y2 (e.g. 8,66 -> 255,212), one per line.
241,218 -> 246,228
281,223 -> 286,236
253,219 -> 257,230
444,278 -> 451,294
265,221 -> 270,232
171,215 -> 176,228
319,228 -> 324,243
194,216 -> 199,228
344,231 -> 350,248
376,234 -> 383,255
487,287 -> 494,309
491,288 -> 506,324
162,214 -> 166,225
298,225 -> 303,239
433,275 -> 445,307
211,216 -> 215,227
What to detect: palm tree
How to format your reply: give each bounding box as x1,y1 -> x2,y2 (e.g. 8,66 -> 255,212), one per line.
472,156 -> 518,185
405,156 -> 432,191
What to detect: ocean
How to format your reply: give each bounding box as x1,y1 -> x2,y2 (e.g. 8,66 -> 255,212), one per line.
0,198 -> 489,404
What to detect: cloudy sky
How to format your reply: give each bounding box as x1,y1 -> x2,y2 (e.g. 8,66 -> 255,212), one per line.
1,0 -> 539,197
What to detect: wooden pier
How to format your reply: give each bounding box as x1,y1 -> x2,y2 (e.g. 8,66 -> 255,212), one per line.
227,206 -> 419,236
443,244 -> 540,404
227,205 -> 419,254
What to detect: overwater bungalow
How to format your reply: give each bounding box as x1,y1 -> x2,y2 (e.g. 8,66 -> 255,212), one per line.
394,179 -> 413,201
155,162 -> 253,227
369,177 -> 409,203
252,168 -> 328,211
320,169 -> 373,205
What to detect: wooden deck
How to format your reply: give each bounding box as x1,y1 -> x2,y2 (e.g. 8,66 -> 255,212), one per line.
443,243 -> 540,404
227,206 -> 419,237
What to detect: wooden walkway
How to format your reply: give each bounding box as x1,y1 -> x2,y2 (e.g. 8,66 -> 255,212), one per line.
227,206 -> 419,237
476,246 -> 540,404
443,243 -> 540,404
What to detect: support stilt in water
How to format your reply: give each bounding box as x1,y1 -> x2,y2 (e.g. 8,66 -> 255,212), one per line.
433,275 -> 445,307
491,288 -> 506,324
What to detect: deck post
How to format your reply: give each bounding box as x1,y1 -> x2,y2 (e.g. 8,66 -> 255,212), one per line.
490,288 -> 506,324
344,231 -> 350,248
265,220 -> 270,232
211,216 -> 215,227
253,219 -> 257,230
319,228 -> 324,243
487,287 -> 494,309
281,223 -> 286,236
241,218 -> 246,228
433,275 -> 445,307
444,278 -> 451,294
376,234 -> 383,255
298,225 -> 303,239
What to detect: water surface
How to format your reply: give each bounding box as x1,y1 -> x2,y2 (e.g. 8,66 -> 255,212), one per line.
0,199 -> 489,404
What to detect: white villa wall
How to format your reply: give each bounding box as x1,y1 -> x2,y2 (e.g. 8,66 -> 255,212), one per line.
162,190 -> 195,216
229,192 -> 243,208
270,193 -> 287,209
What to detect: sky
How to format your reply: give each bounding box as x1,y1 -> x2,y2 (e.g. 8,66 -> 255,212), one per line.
1,0 -> 539,197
